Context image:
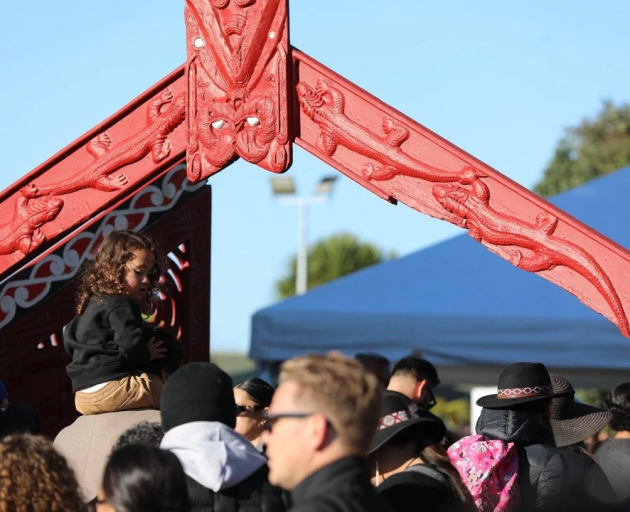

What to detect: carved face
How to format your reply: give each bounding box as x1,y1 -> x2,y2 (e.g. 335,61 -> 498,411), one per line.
432,183 -> 469,215
197,95 -> 276,168
296,81 -> 326,120
28,197 -> 64,225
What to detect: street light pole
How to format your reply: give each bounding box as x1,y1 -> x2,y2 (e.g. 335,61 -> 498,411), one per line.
271,176 -> 338,296
297,199 -> 308,295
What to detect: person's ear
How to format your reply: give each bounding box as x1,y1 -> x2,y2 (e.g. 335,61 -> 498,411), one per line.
260,407 -> 270,427
310,413 -> 332,451
414,380 -> 427,400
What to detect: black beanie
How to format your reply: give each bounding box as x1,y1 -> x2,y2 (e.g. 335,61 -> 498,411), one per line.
160,362 -> 236,432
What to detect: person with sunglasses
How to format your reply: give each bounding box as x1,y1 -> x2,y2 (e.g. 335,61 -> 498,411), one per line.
234,378 -> 274,452
387,355 -> 439,410
261,352 -> 387,512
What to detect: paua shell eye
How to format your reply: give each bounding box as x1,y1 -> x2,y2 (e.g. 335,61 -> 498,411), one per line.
211,119 -> 226,130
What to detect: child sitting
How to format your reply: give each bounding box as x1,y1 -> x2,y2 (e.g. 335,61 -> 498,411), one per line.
64,229 -> 169,415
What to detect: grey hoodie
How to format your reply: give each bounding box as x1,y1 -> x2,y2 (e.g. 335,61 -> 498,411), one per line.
161,421 -> 267,491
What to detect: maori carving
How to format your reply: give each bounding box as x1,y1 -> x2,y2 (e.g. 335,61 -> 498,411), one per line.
185,0 -> 291,181
0,164 -> 205,330
0,192 -> 63,256
433,169 -> 630,337
296,79 -> 463,183
28,89 -> 185,197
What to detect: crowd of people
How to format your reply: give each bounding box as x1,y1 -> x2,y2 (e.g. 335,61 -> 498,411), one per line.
1,229 -> 629,511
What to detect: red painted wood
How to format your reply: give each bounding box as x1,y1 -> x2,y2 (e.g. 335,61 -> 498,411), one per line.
0,163 -> 204,331
292,49 -> 630,338
185,0 -> 292,182
0,184 -> 211,436
0,67 -> 187,279
2,0 -> 630,342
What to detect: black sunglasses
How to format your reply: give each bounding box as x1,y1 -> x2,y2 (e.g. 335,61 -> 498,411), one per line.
235,404 -> 265,416
262,411 -> 336,433
425,386 -> 437,410
262,412 -> 316,432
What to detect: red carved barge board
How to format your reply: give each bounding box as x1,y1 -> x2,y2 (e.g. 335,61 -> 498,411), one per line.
292,49 -> 630,338
0,67 -> 187,279
1,0 -> 629,341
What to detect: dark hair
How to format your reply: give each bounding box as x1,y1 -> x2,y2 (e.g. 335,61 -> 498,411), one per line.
112,422 -> 164,452
355,352 -> 390,367
102,445 -> 190,512
234,378 -> 274,407
391,356 -> 440,387
499,400 -> 554,442
76,229 -> 167,315
0,403 -> 41,439
387,428 -> 475,511
605,382 -> 630,432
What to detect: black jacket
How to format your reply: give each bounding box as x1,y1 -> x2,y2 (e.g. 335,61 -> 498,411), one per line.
558,445 -> 618,512
290,456 -> 386,512
64,295 -> 151,392
476,408 -> 569,512
377,464 -> 467,512
186,465 -> 287,512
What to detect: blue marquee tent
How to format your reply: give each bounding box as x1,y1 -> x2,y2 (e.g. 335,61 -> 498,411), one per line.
250,167 -> 630,387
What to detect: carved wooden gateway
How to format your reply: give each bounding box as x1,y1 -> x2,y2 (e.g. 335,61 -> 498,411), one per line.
1,1 -> 630,431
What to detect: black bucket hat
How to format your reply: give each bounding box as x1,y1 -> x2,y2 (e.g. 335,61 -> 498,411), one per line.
549,374 -> 612,448
368,391 -> 446,454
477,362 -> 573,409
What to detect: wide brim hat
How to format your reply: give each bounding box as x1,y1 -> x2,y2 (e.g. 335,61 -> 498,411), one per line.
549,374 -> 612,448
368,391 -> 446,454
476,362 -> 573,409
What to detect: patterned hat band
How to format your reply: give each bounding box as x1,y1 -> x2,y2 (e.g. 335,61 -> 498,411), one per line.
497,384 -> 553,399
378,410 -> 411,430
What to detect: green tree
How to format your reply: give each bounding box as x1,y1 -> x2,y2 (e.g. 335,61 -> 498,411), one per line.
534,101 -> 630,197
275,232 -> 395,299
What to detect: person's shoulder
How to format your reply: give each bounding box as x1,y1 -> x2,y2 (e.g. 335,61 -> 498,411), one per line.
379,466 -> 451,493
596,438 -> 630,458
238,464 -> 284,495
522,443 -> 569,480
55,410 -> 160,442
55,414 -> 97,438
100,295 -> 135,308
290,496 -> 383,512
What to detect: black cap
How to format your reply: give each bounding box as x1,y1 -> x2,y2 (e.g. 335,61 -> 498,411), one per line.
161,362 -> 236,432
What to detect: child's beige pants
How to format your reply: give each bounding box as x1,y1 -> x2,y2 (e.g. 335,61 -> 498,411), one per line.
75,372 -> 163,415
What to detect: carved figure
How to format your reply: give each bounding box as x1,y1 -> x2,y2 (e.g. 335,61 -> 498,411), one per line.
297,78 -> 462,183
29,89 -> 185,197
185,0 -> 290,181
433,169 -> 630,337
0,190 -> 63,255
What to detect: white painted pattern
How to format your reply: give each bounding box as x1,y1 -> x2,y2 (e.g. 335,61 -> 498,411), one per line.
0,164 -> 205,329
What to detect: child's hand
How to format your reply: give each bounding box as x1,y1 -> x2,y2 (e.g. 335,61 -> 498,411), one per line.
147,337 -> 167,361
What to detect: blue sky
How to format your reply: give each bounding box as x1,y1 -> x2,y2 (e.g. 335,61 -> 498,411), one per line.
2,2 -> 630,353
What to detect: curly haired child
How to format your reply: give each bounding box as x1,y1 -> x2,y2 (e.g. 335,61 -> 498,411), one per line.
64,229 -> 169,415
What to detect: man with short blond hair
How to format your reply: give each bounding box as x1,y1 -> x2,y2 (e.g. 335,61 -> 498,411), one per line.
262,352 -> 385,512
